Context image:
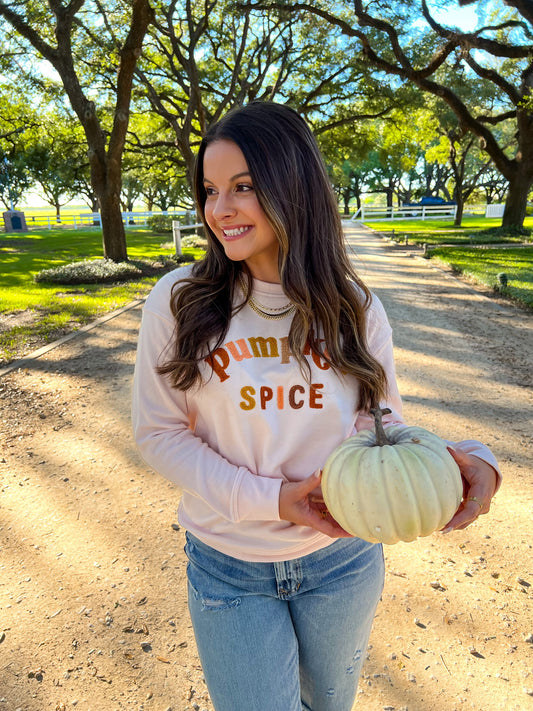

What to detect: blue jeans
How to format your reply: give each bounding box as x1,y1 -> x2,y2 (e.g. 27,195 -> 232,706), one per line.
185,533 -> 385,711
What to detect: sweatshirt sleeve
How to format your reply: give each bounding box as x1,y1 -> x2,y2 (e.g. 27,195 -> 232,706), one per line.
131,278 -> 282,523
353,293 -> 502,488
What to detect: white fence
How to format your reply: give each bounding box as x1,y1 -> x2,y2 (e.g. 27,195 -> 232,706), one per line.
347,204 -> 458,221
172,220 -> 204,255
485,204 -> 505,218
22,210 -> 192,230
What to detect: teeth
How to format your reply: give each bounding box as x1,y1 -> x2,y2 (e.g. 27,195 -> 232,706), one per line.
224,226 -> 249,237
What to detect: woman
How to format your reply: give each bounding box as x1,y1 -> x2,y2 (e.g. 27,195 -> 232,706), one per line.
132,101 -> 499,711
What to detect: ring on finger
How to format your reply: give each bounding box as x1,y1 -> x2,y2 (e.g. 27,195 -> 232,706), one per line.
466,496 -> 483,509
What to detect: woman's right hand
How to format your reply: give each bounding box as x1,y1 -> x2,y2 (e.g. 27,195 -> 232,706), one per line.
279,471 -> 353,538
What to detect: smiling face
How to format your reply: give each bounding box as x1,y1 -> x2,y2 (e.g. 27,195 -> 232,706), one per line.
202,139 -> 280,283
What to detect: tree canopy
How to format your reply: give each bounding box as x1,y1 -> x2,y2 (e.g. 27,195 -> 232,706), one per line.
0,0 -> 154,260
248,0 -> 532,227
0,0 -> 531,253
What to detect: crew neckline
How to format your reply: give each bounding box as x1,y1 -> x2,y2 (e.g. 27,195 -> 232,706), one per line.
251,276 -> 285,296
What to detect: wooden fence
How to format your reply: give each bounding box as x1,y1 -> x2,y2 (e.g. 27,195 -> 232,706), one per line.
346,204 -> 458,221
21,210 -> 191,230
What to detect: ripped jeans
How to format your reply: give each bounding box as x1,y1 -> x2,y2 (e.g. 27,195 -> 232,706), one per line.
184,532 -> 385,711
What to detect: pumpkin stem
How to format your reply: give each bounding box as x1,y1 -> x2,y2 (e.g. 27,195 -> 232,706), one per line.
370,407 -> 392,446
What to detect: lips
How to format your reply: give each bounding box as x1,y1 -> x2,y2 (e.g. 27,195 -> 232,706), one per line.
222,225 -> 252,240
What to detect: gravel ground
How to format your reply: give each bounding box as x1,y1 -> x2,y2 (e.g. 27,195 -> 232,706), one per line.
0,225 -> 532,711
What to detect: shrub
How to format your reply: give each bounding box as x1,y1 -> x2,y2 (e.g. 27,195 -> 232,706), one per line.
147,215 -> 174,233
181,234 -> 207,249
147,212 -> 197,234
33,256 -> 194,285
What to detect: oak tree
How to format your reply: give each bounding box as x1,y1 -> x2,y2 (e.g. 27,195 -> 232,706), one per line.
0,0 -> 154,260
253,0 -> 533,228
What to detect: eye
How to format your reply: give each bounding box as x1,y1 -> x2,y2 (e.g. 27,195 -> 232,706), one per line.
235,183 -> 254,193
204,185 -> 217,197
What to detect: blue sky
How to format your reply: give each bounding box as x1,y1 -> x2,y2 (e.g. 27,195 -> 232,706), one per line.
429,0 -> 494,32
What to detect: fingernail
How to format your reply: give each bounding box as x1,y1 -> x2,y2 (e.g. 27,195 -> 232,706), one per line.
441,526 -> 454,534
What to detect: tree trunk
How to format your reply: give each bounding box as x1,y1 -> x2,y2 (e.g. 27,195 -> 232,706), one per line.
99,189 -> 127,261
454,195 -> 464,227
502,175 -> 531,229
343,189 -> 350,215
0,1 -> 154,260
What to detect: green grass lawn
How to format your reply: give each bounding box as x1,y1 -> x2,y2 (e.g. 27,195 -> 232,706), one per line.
363,216 -> 533,310
429,246 -> 533,309
0,226 -> 204,364
364,215 -> 533,245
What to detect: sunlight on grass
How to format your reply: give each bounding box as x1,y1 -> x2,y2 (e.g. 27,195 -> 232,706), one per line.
364,216 -> 533,244
0,226 -> 204,363
360,216 -> 533,310
0,227 -> 195,311
430,246 -> 533,309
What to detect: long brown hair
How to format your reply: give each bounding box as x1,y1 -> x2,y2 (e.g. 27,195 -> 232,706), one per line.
157,101 -> 387,411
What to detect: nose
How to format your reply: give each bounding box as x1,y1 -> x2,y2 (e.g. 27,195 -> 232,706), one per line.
211,191 -> 236,221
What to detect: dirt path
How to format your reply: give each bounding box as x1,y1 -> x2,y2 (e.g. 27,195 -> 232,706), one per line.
1,225 -> 532,711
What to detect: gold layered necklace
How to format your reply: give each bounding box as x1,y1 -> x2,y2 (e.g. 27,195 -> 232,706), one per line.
238,275 -> 296,321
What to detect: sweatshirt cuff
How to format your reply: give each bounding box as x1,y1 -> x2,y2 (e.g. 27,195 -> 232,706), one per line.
232,469 -> 283,522
451,439 -> 502,493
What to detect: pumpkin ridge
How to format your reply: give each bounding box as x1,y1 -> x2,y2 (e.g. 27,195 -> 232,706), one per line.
390,445 -> 425,542
408,447 -> 443,537
357,447 -> 384,542
337,446 -> 360,534
387,446 -> 421,543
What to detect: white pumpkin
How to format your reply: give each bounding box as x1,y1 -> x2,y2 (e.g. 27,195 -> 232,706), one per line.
322,408 -> 463,544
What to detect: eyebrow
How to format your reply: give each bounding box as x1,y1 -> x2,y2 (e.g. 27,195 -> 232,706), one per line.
203,171 -> 251,184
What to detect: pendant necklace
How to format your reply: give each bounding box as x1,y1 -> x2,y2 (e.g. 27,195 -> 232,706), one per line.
238,275 -> 295,321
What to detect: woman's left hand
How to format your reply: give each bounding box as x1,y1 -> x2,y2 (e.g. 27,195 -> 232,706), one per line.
442,447 -> 499,533
279,471 -> 353,538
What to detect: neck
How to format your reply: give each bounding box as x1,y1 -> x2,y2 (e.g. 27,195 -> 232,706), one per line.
244,260 -> 280,284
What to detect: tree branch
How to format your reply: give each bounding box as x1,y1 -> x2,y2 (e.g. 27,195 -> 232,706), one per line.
421,0 -> 531,58
0,2 -> 58,62
108,0 -> 155,165
502,0 -> 533,25
463,52 -> 521,105
313,108 -> 392,134
478,110 -> 517,124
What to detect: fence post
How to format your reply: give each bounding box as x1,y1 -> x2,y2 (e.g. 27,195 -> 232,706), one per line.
172,220 -> 182,257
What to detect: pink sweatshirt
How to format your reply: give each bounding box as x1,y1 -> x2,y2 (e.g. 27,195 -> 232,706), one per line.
132,265 -> 500,562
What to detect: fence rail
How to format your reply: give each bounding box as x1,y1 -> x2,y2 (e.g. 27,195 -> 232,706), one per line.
346,204 -> 459,221
21,210 -> 192,230
172,221 -> 204,256
16,204 -> 511,231
485,204 -> 505,218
